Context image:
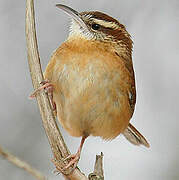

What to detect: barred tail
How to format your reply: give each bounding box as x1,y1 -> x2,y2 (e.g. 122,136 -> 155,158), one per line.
122,123 -> 150,148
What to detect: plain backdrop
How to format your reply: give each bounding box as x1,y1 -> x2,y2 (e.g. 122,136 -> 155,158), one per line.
0,0 -> 179,179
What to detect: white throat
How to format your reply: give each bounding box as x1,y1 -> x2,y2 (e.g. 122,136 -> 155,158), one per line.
68,19 -> 94,40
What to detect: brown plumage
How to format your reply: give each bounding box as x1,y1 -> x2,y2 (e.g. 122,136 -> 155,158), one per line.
41,4 -> 150,169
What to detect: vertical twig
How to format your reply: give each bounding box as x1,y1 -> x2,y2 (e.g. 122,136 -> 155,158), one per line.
89,153 -> 104,180
25,0 -> 88,179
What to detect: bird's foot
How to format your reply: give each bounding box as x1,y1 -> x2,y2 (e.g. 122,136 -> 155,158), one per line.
29,80 -> 53,98
63,152 -> 81,169
52,158 -> 74,175
29,80 -> 56,111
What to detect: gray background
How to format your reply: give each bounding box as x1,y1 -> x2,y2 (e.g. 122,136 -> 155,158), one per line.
0,0 -> 179,179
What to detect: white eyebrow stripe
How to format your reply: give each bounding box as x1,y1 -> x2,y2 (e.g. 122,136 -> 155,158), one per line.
84,14 -> 93,18
91,19 -> 119,29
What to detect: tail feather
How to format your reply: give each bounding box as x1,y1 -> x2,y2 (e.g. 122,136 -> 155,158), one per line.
122,123 -> 150,148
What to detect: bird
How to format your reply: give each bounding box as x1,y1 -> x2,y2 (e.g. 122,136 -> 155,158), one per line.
31,4 -> 149,169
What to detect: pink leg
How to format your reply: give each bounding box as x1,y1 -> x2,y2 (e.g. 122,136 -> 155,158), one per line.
63,136 -> 87,169
29,80 -> 56,111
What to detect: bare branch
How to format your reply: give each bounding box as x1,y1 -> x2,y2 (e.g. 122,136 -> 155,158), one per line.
25,0 -> 88,179
0,145 -> 46,180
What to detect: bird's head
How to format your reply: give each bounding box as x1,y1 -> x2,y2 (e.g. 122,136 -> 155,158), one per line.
56,4 -> 133,57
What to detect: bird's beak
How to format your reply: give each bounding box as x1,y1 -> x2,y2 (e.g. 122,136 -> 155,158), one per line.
56,4 -> 87,30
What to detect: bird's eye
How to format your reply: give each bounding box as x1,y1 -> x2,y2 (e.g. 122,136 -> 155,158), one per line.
91,23 -> 100,30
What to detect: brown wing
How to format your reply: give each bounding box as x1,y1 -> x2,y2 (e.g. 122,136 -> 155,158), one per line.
125,59 -> 136,116
115,51 -> 136,116
128,81 -> 136,116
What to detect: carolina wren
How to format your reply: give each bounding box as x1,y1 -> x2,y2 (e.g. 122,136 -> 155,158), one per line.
40,4 -> 150,169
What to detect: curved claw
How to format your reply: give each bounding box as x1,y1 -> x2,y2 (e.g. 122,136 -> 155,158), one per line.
29,80 -> 56,111
53,136 -> 87,171
63,154 -> 76,161
29,80 -> 53,98
63,153 -> 80,169
63,136 -> 87,169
